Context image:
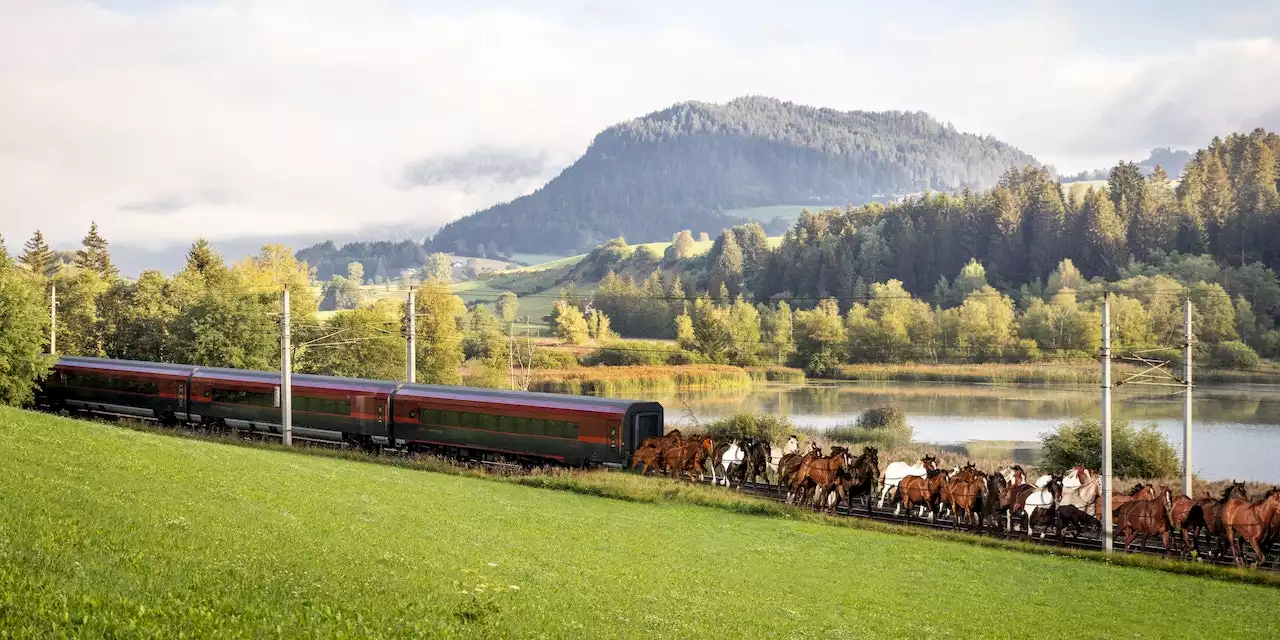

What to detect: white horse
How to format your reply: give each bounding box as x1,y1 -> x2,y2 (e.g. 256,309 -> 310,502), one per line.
769,435 -> 801,478
877,455 -> 938,508
1011,478 -> 1062,538
1059,474 -> 1101,511
718,441 -> 745,488
1036,466 -> 1087,490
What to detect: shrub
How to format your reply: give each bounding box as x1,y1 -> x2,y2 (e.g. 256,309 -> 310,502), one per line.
700,414 -> 794,444
579,342 -> 698,366
1207,340 -> 1260,369
822,405 -> 913,449
1040,419 -> 1179,478
531,349 -> 580,369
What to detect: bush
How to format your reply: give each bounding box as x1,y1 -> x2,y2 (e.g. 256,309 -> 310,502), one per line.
1040,419 -> 1179,478
700,414 -> 794,444
1207,340 -> 1260,369
531,349 -> 580,369
822,405 -> 913,448
579,342 -> 699,366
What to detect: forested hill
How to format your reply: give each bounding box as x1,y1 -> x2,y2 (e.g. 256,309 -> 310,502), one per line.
428,96 -> 1042,255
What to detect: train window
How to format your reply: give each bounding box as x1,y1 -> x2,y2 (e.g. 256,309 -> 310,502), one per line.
477,414 -> 498,430
421,409 -> 442,425
65,373 -> 160,395
408,410 -> 416,419
498,415 -> 516,433
293,396 -> 351,415
459,412 -> 477,428
441,410 -> 460,427
211,388 -> 275,407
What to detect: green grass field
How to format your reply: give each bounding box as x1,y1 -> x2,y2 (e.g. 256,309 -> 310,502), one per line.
2,408 -> 1279,638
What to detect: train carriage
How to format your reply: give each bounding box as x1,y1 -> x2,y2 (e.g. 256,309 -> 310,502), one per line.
391,384 -> 663,466
187,367 -> 398,445
41,356 -> 191,422
39,356 -> 663,467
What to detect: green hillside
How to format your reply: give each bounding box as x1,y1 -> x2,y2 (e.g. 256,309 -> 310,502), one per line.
2,408 -> 1277,637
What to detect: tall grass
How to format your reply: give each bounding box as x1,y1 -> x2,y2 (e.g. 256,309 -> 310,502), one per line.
834,363 -> 1107,384
526,365 -> 753,396
745,365 -> 806,383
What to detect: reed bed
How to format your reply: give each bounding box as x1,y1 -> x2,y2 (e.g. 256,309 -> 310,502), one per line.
526,365 -> 753,396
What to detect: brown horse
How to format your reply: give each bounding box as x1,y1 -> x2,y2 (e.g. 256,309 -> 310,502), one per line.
777,446 -> 821,494
947,467 -> 987,530
1115,486 -> 1174,554
664,437 -> 714,482
788,446 -> 845,505
1197,482 -> 1250,558
895,468 -> 948,521
637,429 -> 684,473
1221,487 -> 1280,568
1096,483 -> 1157,519
830,446 -> 880,516
789,447 -> 850,509
630,445 -> 662,475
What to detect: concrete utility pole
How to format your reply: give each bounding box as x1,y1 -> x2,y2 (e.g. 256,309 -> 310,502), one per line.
1101,291 -> 1113,554
281,286 -> 292,446
406,288 -> 417,384
49,282 -> 57,355
1183,298 -> 1194,498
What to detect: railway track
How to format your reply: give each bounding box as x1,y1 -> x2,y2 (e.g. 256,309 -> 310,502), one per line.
705,477 -> 1280,571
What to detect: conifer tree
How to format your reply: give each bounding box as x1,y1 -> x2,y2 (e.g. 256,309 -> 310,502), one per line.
74,222 -> 118,278
20,230 -> 57,278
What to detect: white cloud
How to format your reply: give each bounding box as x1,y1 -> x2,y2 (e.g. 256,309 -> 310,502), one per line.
1,1 -> 1279,250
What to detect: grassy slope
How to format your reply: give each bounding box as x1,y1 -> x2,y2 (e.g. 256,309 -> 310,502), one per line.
2,409 -> 1278,638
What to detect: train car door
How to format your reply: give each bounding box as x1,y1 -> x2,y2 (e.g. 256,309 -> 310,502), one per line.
630,411 -> 661,454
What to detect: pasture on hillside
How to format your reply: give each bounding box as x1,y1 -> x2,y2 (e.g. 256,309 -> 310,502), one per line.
2,408 -> 1278,638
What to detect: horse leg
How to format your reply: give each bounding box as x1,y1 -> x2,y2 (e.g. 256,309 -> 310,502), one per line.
1247,535 -> 1266,569
1122,528 -> 1136,553
1161,531 -> 1171,557
1226,527 -> 1244,567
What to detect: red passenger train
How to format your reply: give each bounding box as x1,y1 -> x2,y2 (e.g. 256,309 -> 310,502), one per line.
38,356 -> 664,467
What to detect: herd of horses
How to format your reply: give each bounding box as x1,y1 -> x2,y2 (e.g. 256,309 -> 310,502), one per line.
630,430 -> 1280,568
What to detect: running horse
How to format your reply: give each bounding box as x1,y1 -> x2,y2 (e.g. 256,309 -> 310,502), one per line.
1197,482 -> 1250,558
894,468 -> 948,521
789,447 -> 852,512
878,455 -> 939,508
634,429 -> 684,474
946,465 -> 988,530
1008,476 -> 1063,537
1114,486 -> 1175,554
981,472 -> 1010,532
1221,487 -> 1280,568
740,439 -> 773,485
828,446 -> 880,516
776,444 -> 822,495
663,436 -> 714,482
788,446 -> 848,506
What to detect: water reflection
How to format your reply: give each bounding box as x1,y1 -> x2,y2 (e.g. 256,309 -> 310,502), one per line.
652,382 -> 1280,483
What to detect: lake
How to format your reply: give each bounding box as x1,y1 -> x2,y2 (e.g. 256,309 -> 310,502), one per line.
652,381 -> 1280,483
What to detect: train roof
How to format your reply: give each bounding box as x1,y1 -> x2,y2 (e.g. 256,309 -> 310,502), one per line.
189,366 -> 400,394
56,356 -> 197,378
50,357 -> 662,415
394,383 -> 660,417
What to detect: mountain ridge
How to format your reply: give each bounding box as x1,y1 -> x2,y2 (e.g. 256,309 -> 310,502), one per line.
427,96 -> 1042,255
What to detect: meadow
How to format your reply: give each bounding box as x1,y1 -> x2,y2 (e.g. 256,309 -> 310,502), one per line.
2,407 -> 1280,638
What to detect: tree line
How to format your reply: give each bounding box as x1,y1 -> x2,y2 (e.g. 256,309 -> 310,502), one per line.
0,224 -> 507,404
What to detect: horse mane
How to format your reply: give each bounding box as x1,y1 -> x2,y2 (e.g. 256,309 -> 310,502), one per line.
926,468 -> 946,478
1128,483 -> 1146,496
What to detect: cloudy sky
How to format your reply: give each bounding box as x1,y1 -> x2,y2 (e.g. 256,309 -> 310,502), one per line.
3,0 -> 1280,250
